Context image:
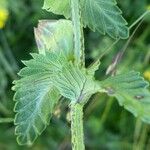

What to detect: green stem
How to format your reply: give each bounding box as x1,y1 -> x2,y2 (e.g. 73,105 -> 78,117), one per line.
129,11 -> 150,29
70,1 -> 85,149
71,0 -> 84,66
0,118 -> 14,123
71,102 -> 85,150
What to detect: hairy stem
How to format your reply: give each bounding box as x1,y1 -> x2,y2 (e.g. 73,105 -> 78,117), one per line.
71,0 -> 85,66
70,0 -> 85,149
71,102 -> 85,150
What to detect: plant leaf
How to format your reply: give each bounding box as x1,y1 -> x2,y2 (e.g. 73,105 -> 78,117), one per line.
43,0 -> 129,39
81,0 -> 129,39
53,63 -> 101,104
100,71 -> 150,123
12,51 -> 102,144
34,19 -> 74,60
87,60 -> 100,77
12,52 -> 66,145
43,0 -> 70,18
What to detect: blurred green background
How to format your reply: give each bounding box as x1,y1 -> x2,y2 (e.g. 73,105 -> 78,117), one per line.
0,0 -> 150,150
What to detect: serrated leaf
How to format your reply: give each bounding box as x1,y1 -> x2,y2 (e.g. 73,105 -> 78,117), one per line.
14,88 -> 60,145
100,71 -> 150,123
12,52 -> 66,145
34,20 -> 74,60
87,60 -> 100,77
81,0 -> 129,39
53,63 -> 101,104
12,51 -> 102,144
43,0 -> 129,39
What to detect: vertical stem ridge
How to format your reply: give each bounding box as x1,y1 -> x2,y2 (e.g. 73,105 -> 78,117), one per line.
71,0 -> 85,66
71,103 -> 85,150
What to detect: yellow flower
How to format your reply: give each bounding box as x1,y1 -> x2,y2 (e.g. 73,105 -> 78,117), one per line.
0,9 -> 9,29
144,70 -> 150,81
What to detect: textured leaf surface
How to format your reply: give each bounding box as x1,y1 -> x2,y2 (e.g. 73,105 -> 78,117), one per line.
100,71 -> 150,123
34,20 -> 74,60
12,51 -> 102,144
12,52 -> 65,145
53,63 -> 101,104
43,0 -> 129,39
81,0 -> 129,39
87,60 -> 100,77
